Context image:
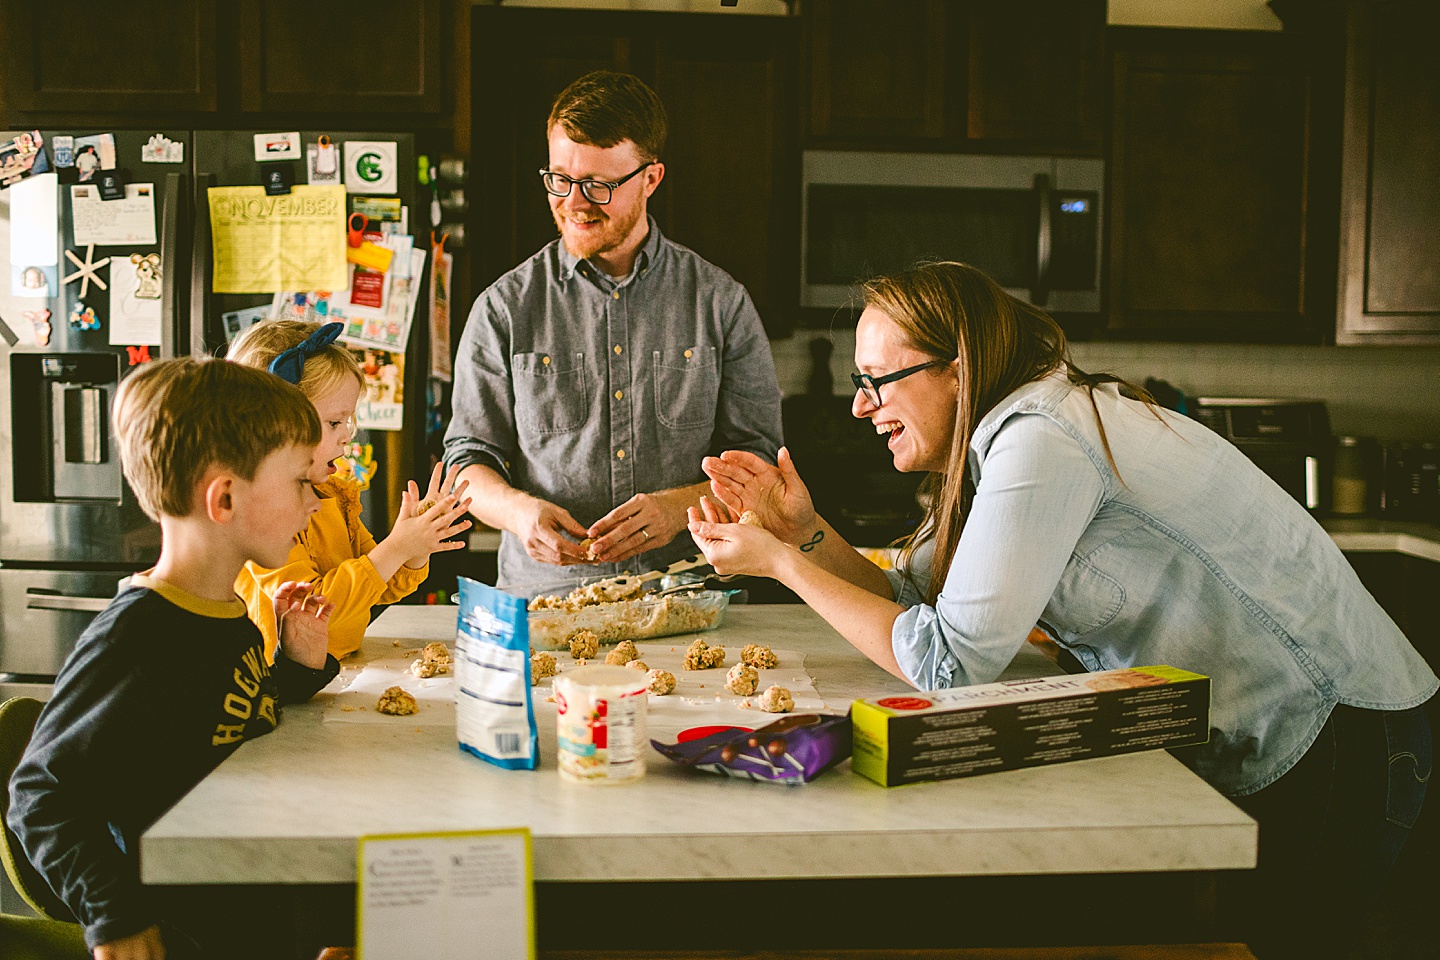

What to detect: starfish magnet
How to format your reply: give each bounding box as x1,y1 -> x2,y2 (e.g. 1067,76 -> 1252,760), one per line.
62,245 -> 110,299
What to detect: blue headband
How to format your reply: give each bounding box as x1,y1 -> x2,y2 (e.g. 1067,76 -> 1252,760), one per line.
268,322 -> 344,385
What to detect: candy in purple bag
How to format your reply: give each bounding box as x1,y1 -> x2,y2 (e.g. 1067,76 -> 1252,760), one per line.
651,714 -> 851,784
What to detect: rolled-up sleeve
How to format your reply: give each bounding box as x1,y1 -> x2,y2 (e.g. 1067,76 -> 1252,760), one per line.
890,413 -> 1107,690
710,286 -> 783,462
443,290 -> 515,482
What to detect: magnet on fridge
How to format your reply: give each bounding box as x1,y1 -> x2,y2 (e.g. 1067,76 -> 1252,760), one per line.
315,135 -> 338,174
62,245 -> 110,300
97,171 -> 126,201
130,253 -> 162,299
125,345 -> 152,366
68,301 -> 100,331
52,135 -> 74,168
141,134 -> 184,163
23,309 -> 51,346
263,165 -> 294,196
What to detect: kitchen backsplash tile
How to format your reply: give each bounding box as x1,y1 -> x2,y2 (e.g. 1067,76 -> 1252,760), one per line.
771,332 -> 1440,443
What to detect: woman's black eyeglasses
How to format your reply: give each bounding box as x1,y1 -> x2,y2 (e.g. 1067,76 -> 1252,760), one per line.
851,360 -> 948,407
539,162 -> 655,205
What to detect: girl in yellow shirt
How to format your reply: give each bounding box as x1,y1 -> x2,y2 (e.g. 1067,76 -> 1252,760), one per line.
230,320 -> 472,660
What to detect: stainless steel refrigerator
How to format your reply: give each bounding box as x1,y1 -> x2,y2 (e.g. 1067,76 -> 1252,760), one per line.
0,128 -> 427,698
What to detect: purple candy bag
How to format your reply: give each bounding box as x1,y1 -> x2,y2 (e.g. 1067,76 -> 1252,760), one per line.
650,713 -> 852,784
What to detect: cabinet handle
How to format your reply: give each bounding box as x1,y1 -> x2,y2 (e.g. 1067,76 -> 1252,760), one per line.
25,591 -> 111,613
1032,172 -> 1053,308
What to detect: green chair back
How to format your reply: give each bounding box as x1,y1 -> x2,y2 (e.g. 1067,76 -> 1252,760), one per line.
0,697 -> 79,923
0,914 -> 89,960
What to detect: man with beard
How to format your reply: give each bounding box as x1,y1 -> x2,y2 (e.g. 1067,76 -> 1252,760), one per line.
443,71 -> 783,587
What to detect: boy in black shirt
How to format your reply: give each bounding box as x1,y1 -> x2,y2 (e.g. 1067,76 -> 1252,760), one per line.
8,357 -> 342,959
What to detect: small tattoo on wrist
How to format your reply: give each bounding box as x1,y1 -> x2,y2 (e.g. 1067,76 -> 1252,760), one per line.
799,530 -> 824,553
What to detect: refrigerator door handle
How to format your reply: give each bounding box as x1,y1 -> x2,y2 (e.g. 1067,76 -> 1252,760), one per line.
26,589 -> 113,613
159,171 -> 188,359
191,172 -> 215,358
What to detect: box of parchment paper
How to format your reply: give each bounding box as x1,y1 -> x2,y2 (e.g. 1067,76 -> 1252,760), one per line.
851,666 -> 1209,787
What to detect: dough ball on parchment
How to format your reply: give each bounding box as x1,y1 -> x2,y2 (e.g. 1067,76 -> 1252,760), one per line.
758,685 -> 794,714
376,686 -> 419,716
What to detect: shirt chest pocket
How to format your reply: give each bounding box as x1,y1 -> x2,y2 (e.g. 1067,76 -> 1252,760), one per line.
513,352 -> 588,435
653,346 -> 719,430
1044,555 -> 1125,637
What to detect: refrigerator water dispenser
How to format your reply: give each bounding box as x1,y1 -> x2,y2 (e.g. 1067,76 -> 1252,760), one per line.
11,352 -> 122,502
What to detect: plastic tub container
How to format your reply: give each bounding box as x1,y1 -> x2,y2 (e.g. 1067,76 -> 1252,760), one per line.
555,665 -> 649,783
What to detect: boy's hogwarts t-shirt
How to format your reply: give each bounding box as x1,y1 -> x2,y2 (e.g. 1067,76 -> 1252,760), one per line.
6,576 -> 339,950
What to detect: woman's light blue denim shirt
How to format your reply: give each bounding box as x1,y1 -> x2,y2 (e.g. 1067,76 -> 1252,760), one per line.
886,371 -> 1437,796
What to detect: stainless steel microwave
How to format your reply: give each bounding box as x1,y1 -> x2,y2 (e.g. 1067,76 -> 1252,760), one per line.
801,151 -> 1104,313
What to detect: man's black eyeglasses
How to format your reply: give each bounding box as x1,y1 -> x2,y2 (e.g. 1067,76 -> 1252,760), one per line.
540,162 -> 654,205
851,360 -> 948,407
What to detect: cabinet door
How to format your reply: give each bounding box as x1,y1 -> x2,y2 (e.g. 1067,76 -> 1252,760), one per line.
470,8 -> 796,337
805,0 -> 948,142
1107,30 -> 1316,342
652,18 -> 798,335
1337,0 -> 1440,343
236,0 -> 441,114
965,0 -> 1105,151
1,0 -> 216,112
471,8 -> 635,291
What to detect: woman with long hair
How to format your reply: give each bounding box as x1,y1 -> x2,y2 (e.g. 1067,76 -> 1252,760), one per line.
689,261 -> 1433,959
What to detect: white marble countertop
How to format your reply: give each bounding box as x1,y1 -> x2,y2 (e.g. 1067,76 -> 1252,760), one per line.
1322,518 -> 1440,563
142,605 -> 1255,886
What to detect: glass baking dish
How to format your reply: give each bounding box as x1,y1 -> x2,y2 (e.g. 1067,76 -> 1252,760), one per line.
513,575 -> 734,650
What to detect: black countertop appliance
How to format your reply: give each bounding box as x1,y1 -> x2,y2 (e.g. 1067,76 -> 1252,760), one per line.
1190,397 -> 1331,513
782,339 -> 924,548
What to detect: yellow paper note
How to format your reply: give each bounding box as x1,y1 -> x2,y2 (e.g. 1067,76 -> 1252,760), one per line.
208,185 -> 347,293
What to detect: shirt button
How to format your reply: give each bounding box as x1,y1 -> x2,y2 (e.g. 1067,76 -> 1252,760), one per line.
612,290 -> 620,300
614,390 -> 623,400
542,355 -> 551,365
616,449 -> 626,459
613,345 -> 623,355
683,349 -> 693,359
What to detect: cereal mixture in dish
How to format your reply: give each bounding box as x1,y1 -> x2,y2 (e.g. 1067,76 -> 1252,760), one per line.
531,651 -> 557,685
568,629 -> 599,660
376,686 -> 419,716
604,639 -> 640,666
682,638 -> 726,670
528,592 -> 727,649
740,643 -> 779,669
725,663 -> 759,696
758,685 -> 794,713
647,669 -> 676,695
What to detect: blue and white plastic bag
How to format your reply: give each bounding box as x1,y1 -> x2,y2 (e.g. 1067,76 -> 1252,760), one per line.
455,577 -> 538,770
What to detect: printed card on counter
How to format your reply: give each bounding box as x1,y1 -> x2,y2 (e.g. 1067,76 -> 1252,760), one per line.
358,828 -> 534,960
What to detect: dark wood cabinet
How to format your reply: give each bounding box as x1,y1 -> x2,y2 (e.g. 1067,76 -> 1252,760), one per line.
236,0 -> 442,115
0,0 -> 442,121
1336,0 -> 1440,343
803,0 -> 1104,154
1,0 -> 217,113
470,8 -> 798,337
964,0 -> 1106,147
1106,28 -> 1325,342
806,0 -> 948,142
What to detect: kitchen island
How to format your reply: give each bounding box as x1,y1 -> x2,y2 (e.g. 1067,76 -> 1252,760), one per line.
141,604 -> 1256,951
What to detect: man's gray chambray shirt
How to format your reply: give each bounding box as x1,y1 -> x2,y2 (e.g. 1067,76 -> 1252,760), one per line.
443,218 -> 783,589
